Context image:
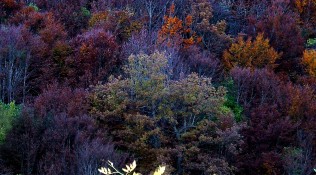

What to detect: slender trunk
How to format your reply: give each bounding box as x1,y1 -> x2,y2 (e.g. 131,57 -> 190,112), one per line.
176,155 -> 183,175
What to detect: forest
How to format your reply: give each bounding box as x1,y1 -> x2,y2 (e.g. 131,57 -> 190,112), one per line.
0,0 -> 315,174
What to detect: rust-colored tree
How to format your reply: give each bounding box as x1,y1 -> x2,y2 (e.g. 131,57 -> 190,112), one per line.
223,33 -> 281,70
301,49 -> 316,77
68,29 -> 119,87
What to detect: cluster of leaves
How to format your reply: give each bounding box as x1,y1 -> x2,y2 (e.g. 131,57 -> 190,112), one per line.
302,49 -> 316,77
98,160 -> 166,175
306,38 -> 316,48
0,101 -> 20,142
158,3 -> 202,48
223,33 -> 281,70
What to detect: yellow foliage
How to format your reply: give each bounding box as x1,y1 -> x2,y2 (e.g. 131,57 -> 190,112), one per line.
302,49 -> 316,77
223,33 -> 281,70
89,11 -> 108,27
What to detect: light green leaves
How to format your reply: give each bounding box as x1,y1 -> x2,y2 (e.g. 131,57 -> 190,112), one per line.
307,38 -> 316,48
98,167 -> 113,175
122,160 -> 137,173
98,160 -> 165,175
153,166 -> 166,175
0,101 -> 20,143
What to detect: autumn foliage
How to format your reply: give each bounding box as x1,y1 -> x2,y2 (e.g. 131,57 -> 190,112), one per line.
159,4 -> 201,48
1,1 -> 316,175
90,51 -> 243,174
223,33 -> 281,70
302,49 -> 316,77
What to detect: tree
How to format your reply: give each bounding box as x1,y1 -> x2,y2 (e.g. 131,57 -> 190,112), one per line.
0,110 -> 129,175
223,33 -> 280,70
229,67 -> 283,114
0,101 -> 20,143
33,84 -> 89,118
8,6 -> 69,94
158,3 -> 201,49
90,51 -> 244,174
189,0 -> 231,55
121,29 -> 157,59
89,9 -> 143,42
236,105 -> 297,175
293,0 -> 316,37
179,46 -> 223,78
0,25 -> 33,103
246,0 -> 304,73
301,49 -> 316,77
25,0 -> 91,37
68,29 -> 119,87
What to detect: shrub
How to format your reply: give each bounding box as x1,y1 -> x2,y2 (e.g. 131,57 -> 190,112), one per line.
0,101 -> 20,143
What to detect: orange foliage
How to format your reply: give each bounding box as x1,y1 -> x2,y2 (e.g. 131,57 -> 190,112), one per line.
158,4 -> 201,48
185,15 -> 193,26
295,0 -> 308,13
183,36 -> 195,46
302,49 -> 316,77
294,0 -> 316,13
223,33 -> 281,70
169,2 -> 175,15
160,15 -> 183,37
294,0 -> 316,32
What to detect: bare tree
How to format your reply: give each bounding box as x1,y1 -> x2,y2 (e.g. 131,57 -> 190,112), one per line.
0,25 -> 32,103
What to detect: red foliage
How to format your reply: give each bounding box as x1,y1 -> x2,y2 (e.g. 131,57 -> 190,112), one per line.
179,45 -> 223,79
230,67 -> 283,113
230,67 -> 316,124
68,29 -> 120,87
231,67 -> 316,174
8,7 -> 69,92
0,111 -> 129,175
31,0 -> 91,36
247,0 -> 304,72
237,105 -> 297,174
34,84 -> 89,118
